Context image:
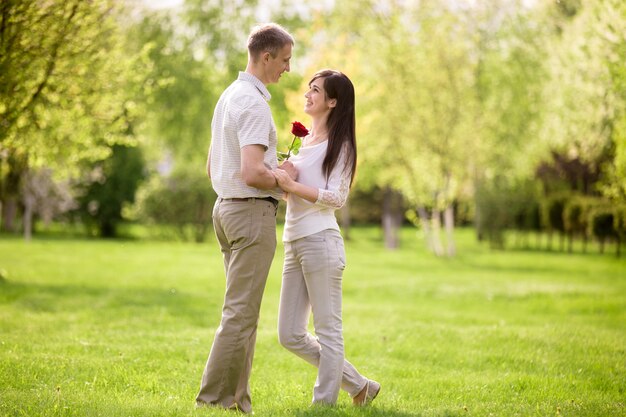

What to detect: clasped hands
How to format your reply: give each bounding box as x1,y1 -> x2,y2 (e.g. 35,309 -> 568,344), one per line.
274,161 -> 297,193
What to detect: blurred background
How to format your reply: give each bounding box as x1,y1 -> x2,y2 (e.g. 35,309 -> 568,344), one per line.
1,0 -> 625,256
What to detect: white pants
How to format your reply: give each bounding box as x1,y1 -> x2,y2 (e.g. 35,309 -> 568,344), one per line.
278,229 -> 368,404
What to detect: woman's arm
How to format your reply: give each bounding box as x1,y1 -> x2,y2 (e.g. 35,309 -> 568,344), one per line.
272,162 -> 351,209
273,169 -> 318,203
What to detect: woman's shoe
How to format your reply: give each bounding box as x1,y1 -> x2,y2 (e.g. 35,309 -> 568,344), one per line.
353,380 -> 381,406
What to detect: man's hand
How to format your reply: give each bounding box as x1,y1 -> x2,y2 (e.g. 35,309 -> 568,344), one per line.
278,161 -> 298,181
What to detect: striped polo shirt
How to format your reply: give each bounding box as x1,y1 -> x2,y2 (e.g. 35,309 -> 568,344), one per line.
209,72 -> 282,200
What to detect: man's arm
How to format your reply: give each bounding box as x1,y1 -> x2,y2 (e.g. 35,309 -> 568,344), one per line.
241,144 -> 278,190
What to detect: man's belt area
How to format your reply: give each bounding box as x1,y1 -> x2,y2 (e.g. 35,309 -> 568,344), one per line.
221,196 -> 278,206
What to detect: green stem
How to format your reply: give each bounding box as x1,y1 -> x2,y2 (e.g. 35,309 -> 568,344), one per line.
286,136 -> 296,160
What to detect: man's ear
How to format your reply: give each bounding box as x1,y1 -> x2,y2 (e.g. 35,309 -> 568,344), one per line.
261,51 -> 271,63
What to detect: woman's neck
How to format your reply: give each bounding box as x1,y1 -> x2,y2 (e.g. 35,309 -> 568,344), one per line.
308,117 -> 329,142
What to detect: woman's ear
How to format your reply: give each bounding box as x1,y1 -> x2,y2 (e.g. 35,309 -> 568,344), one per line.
328,99 -> 337,108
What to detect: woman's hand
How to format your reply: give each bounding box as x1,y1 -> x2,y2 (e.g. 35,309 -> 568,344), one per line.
278,161 -> 298,181
273,168 -> 296,193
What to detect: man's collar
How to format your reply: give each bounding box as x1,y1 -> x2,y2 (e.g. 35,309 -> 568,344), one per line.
238,72 -> 271,101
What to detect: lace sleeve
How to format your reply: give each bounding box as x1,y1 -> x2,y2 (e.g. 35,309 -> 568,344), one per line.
315,165 -> 351,209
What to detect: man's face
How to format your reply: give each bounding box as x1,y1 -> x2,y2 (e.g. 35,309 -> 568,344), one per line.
265,43 -> 292,84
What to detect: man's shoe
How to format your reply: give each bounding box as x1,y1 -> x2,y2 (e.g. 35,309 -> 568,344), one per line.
353,380 -> 381,406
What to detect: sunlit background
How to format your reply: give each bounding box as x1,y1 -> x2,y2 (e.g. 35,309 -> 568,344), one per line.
1,0 -> 625,254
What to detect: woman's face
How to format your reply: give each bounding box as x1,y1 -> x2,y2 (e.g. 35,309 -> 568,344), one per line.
304,77 -> 335,117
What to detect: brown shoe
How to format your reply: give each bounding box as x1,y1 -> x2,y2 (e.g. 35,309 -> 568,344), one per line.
353,380 -> 381,406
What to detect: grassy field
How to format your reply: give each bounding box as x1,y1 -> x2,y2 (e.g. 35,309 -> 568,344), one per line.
0,227 -> 624,416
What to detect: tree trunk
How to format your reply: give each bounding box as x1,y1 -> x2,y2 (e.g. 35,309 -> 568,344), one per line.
474,198 -> 483,241
599,239 -> 605,254
416,205 -> 433,252
1,197 -> 18,233
444,205 -> 456,256
382,187 -> 399,249
23,195 -> 34,241
431,209 -> 444,257
567,232 -> 573,253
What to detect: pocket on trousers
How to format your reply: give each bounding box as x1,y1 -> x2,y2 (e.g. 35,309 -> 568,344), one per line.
220,203 -> 253,249
304,231 -> 326,243
331,234 -> 346,270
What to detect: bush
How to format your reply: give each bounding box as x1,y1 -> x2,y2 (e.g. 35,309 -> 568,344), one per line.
137,169 -> 216,242
614,205 -> 626,241
562,195 -> 597,253
76,144 -> 145,238
588,206 -> 619,255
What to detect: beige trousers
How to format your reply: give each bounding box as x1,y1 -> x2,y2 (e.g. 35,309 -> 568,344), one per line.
196,198 -> 277,413
278,229 -> 368,404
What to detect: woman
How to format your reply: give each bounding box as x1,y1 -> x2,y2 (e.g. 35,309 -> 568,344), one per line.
272,69 -> 380,406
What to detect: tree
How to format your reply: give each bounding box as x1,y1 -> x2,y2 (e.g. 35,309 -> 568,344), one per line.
470,1 -> 551,247
541,0 -> 625,203
76,144 -> 145,238
322,0 -> 477,255
0,0 -> 148,236
20,167 -> 76,240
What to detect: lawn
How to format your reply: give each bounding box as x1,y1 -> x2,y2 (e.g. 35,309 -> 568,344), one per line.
0,227 -> 624,416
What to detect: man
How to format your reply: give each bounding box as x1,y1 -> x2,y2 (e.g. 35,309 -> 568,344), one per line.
196,23 -> 296,414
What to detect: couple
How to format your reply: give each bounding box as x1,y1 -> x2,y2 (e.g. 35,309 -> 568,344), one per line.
196,23 -> 380,414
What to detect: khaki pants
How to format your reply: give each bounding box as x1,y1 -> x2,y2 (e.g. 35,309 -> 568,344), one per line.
196,198 -> 277,413
278,229 -> 367,404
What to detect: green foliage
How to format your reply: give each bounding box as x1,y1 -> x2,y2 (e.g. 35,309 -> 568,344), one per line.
0,0 -> 152,237
277,137 -> 302,162
540,193 -> 569,234
474,3 -> 550,182
129,12 -> 218,167
0,228 -> 624,416
3,0 -> 626,245
0,0 -> 144,169
615,205 -> 626,239
136,168 -> 216,242
563,195 -> 596,235
542,0 -> 626,205
475,178 -> 541,248
76,144 -> 145,237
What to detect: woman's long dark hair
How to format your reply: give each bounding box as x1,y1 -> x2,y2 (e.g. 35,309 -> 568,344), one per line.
309,69 -> 357,187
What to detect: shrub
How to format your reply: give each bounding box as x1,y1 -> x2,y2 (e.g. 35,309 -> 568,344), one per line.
588,206 -> 619,255
76,144 -> 145,237
562,195 -> 598,253
137,169 -> 216,242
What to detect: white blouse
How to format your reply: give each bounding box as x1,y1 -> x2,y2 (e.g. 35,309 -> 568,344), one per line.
282,138 -> 352,242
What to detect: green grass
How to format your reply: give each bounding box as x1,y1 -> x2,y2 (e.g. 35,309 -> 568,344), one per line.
0,227 -> 624,416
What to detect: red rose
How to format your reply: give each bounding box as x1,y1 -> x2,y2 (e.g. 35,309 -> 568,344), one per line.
278,121 -> 309,161
291,121 -> 309,138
